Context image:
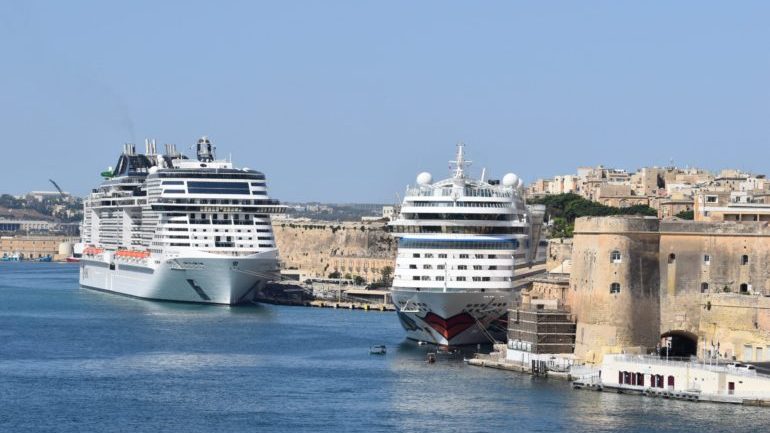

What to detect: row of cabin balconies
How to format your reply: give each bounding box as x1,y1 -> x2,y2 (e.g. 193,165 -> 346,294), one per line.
392,279 -> 514,290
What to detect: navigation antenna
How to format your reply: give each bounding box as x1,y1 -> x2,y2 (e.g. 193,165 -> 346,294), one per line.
449,142 -> 471,179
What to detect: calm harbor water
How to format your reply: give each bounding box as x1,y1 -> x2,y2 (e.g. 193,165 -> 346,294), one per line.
1,262 -> 768,433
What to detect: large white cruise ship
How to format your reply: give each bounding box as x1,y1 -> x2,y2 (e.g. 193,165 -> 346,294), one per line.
79,137 -> 285,305
390,144 -> 544,346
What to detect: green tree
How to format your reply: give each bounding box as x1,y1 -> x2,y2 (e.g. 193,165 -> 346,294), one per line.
353,275 -> 366,286
675,210 -> 694,220
379,266 -> 393,286
328,271 -> 341,279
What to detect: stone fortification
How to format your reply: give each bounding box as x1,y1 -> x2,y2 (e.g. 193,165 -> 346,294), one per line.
567,217 -> 770,364
570,216 -> 661,363
272,220 -> 396,283
546,238 -> 572,270
659,221 -> 770,361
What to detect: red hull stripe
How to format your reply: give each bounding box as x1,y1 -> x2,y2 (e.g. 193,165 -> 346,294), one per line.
423,312 -> 476,340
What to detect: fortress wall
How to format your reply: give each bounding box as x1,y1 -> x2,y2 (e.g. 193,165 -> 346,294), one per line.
272,221 -> 396,283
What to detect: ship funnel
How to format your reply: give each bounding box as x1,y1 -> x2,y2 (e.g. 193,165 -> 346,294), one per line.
144,138 -> 158,155
196,136 -> 215,162
163,143 -> 179,157
123,143 -> 136,155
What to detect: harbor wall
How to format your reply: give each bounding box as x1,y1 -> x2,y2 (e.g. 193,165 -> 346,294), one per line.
0,235 -> 77,261
271,220 -> 396,283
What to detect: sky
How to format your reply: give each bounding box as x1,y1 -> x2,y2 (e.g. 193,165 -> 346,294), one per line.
1,1 -> 769,203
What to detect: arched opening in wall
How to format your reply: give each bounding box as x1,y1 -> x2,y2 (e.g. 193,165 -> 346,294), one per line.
668,253 -> 676,264
740,283 -> 748,293
660,330 -> 698,359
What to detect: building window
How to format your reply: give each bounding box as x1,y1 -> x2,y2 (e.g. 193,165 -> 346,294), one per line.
412,253 -> 420,258
459,254 -> 469,259
436,276 -> 444,281
610,283 -> 621,294
437,265 -> 445,270
701,282 -> 709,293
456,277 -> 466,282
610,250 -> 622,263
424,253 -> 433,258
668,253 -> 676,264
409,264 -> 417,269
423,264 -> 432,269
438,254 -> 447,259
457,265 -> 467,270
412,276 -> 420,281
741,255 -> 749,266
703,254 -> 710,265
740,283 -> 749,293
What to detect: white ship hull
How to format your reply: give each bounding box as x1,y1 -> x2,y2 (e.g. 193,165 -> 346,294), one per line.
391,288 -> 511,346
79,250 -> 279,305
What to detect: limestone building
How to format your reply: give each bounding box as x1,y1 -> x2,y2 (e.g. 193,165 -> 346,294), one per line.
567,216 -> 770,364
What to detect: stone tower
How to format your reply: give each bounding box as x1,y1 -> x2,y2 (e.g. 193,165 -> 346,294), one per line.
570,216 -> 661,362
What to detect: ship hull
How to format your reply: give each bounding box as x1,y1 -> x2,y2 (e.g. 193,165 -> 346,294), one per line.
391,288 -> 512,346
79,251 -> 279,305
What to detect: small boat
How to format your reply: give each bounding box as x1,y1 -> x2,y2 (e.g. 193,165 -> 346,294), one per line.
369,345 -> 387,355
1,253 -> 21,262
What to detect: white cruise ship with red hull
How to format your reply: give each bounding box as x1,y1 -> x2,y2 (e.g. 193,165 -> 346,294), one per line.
390,144 -> 544,346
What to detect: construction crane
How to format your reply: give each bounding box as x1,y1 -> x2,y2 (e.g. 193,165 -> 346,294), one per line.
48,179 -> 66,198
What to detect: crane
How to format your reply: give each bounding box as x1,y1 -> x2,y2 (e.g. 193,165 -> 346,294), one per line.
48,179 -> 66,198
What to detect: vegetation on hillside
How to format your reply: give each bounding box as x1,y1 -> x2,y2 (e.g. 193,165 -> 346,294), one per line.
675,210 -> 694,220
529,193 -> 658,238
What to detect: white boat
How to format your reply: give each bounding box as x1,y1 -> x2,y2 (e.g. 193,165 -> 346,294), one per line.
79,137 -> 285,304
390,144 -> 543,346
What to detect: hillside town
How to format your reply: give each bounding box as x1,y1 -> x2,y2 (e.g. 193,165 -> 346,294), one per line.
529,165 -> 770,221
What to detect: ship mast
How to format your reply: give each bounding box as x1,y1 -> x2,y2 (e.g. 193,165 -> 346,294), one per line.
450,142 -> 472,179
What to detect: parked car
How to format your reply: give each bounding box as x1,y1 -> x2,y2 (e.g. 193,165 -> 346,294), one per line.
726,362 -> 757,373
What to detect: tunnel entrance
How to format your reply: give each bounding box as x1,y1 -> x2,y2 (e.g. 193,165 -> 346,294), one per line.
660,331 -> 698,359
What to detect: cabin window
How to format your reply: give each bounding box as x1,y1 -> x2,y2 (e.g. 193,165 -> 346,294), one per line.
610,283 -> 621,294
610,250 -> 621,263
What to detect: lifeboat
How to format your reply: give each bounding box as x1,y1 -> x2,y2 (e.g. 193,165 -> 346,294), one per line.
83,247 -> 105,256
115,250 -> 150,260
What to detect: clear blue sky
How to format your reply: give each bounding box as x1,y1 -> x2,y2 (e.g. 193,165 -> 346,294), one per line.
1,1 -> 769,202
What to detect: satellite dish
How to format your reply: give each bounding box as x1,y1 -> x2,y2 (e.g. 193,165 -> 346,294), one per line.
502,173 -> 519,187
416,172 -> 433,185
